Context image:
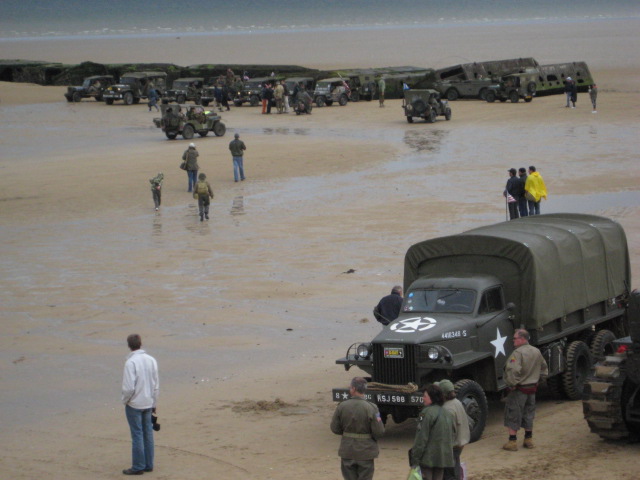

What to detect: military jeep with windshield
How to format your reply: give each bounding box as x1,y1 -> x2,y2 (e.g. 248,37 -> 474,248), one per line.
233,76 -> 275,107
485,72 -> 537,103
103,72 -> 167,105
403,89 -> 452,123
64,75 -> 115,102
313,77 -> 353,107
153,104 -> 226,140
162,77 -> 204,104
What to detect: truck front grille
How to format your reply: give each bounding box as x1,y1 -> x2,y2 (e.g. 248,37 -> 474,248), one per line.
372,344 -> 416,385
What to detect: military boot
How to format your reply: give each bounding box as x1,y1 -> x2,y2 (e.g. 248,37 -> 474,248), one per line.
523,438 -> 535,449
502,439 -> 518,451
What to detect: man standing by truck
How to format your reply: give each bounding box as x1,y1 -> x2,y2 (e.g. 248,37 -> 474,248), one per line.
331,377 -> 385,480
373,285 -> 403,326
502,329 -> 548,452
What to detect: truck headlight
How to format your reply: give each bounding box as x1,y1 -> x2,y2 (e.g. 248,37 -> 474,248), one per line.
427,347 -> 440,361
356,343 -> 371,358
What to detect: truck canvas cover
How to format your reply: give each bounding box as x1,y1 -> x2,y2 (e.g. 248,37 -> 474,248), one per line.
404,214 -> 630,329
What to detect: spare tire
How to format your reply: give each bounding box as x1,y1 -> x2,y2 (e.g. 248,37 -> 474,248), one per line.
412,99 -> 427,114
527,82 -> 537,95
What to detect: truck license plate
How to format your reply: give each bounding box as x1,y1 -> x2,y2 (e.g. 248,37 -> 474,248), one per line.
383,347 -> 404,358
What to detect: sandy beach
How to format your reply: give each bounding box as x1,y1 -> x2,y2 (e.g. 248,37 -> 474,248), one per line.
1,17 -> 640,480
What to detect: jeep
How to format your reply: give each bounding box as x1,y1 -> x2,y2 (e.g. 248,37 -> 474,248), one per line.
103,72 -> 167,105
485,72 -> 537,103
162,77 -> 204,105
403,89 -> 452,123
153,104 -> 226,140
64,75 -> 115,102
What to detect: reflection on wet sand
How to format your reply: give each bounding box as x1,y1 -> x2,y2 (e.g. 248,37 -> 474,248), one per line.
403,129 -> 448,153
263,127 -> 310,136
231,196 -> 245,216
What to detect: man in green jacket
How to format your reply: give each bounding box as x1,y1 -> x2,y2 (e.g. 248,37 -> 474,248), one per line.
331,377 -> 385,480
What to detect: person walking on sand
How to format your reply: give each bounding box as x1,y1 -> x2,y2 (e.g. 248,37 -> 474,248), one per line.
182,143 -> 199,192
122,334 -> 159,476
589,84 -> 598,113
148,86 -> 159,112
149,172 -> 163,211
524,165 -> 547,216
331,377 -> 385,480
378,77 -> 386,107
193,173 -> 214,221
502,329 -> 548,452
229,133 -> 247,182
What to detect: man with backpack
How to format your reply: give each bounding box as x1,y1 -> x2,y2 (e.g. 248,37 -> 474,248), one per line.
193,173 -> 214,221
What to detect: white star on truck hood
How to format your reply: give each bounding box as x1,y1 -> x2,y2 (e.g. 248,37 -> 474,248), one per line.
491,328 -> 507,358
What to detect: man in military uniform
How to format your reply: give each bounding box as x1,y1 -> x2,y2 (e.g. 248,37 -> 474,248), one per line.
502,329 -> 548,451
331,377 -> 385,480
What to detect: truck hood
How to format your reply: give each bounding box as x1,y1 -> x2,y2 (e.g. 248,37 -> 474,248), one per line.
372,314 -> 472,344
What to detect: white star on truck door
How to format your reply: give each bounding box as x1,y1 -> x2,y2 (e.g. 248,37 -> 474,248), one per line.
491,328 -> 507,358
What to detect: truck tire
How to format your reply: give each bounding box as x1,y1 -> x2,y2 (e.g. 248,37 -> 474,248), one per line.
105,98 -> 114,105
201,100 -> 210,107
527,82 -> 537,95
563,340 -> 592,400
72,91 -> 82,102
478,88 -> 488,100
165,131 -> 178,140
412,99 -> 427,115
249,95 -> 260,106
315,96 -> 325,107
213,121 -> 226,137
406,116 -> 414,123
454,379 -> 488,443
123,92 -> 134,105
446,88 -> 459,101
445,108 -> 452,121
591,330 -> 617,361
339,94 -> 348,106
583,354 -> 640,440
427,109 -> 437,124
509,91 -> 519,103
351,91 -> 359,102
485,90 -> 496,103
234,100 -> 243,107
182,124 -> 195,140
546,375 -> 565,398
198,130 -> 208,137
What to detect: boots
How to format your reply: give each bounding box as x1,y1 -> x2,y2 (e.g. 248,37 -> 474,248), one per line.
502,439 -> 518,451
523,437 -> 535,449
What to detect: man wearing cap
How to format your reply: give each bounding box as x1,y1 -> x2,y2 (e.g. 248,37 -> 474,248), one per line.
504,168 -> 522,221
435,380 -> 470,480
228,133 -> 247,182
331,377 -> 385,480
182,143 -> 200,192
516,168 -> 529,218
502,329 -> 548,452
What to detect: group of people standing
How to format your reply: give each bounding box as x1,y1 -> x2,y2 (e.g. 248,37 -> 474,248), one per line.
149,134 -> 248,221
503,166 -> 547,220
564,77 -> 598,112
261,80 -> 291,114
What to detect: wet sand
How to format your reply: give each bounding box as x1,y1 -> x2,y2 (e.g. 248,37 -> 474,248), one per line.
2,17 -> 640,480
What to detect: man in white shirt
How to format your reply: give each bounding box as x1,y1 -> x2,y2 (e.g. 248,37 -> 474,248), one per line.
121,334 -> 159,475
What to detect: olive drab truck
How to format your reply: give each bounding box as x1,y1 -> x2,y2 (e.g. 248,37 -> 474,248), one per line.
333,214 -> 630,442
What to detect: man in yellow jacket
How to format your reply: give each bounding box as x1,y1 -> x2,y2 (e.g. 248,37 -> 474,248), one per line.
524,166 -> 547,215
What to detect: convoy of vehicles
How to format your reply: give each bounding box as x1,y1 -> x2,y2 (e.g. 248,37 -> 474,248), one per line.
153,104 -> 226,140
403,89 -> 451,123
103,72 -> 167,105
333,214 -> 630,442
64,75 -> 115,102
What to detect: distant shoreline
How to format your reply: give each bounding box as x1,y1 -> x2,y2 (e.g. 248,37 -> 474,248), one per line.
1,15 -> 636,43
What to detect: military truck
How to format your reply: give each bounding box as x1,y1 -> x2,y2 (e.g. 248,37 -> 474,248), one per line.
433,79 -> 493,101
403,89 -> 451,123
583,291 -> 640,441
153,104 -> 226,140
162,77 -> 204,104
484,72 -> 537,103
103,72 -> 167,105
313,77 -> 352,107
333,214 -> 630,442
64,75 -> 115,102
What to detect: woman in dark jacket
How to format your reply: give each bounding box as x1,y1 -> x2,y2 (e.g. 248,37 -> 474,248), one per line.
410,384 -> 455,480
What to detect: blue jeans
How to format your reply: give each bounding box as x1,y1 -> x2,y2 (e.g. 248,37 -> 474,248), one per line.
528,200 -> 540,215
125,405 -> 154,472
518,197 -> 528,217
187,170 -> 198,192
232,156 -> 245,182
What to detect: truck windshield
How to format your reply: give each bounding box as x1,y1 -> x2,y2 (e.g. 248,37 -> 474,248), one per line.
403,289 -> 475,314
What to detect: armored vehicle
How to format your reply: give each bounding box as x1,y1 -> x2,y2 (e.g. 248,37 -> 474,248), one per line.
333,214 -> 630,442
233,76 -> 274,107
313,78 -> 352,107
485,72 -> 537,103
433,79 -> 493,101
103,72 -> 167,105
162,77 -> 204,104
583,291 -> 640,441
64,75 -> 115,102
403,89 -> 451,123
153,104 -> 226,140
